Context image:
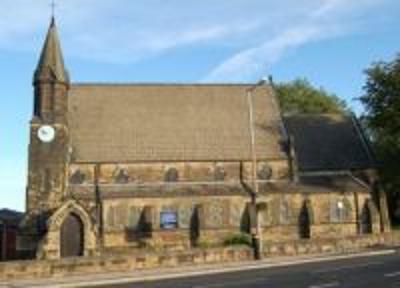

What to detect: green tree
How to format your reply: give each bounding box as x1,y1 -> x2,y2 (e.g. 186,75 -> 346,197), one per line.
275,78 -> 347,114
360,54 -> 400,223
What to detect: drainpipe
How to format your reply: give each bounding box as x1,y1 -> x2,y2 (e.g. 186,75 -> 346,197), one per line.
246,79 -> 268,260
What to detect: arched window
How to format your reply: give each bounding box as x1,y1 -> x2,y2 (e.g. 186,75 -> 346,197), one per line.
165,168 -> 179,182
361,201 -> 373,234
128,206 -> 141,230
190,205 -> 201,247
138,206 -> 154,236
330,198 -> 352,223
240,204 -> 251,234
208,202 -> 224,228
343,198 -> 353,221
299,200 -> 312,239
258,202 -> 270,227
280,198 -> 291,225
179,205 -> 193,229
106,206 -> 116,228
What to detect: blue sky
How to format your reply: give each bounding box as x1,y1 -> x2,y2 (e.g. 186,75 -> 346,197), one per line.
0,0 -> 399,211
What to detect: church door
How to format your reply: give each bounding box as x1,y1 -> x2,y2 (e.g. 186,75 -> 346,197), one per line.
299,202 -> 311,239
60,213 -> 84,257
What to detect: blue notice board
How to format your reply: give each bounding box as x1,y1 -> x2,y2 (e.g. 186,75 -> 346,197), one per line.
160,211 -> 178,229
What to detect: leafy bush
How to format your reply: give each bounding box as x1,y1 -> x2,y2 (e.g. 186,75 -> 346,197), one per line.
360,54 -> 400,225
223,233 -> 252,247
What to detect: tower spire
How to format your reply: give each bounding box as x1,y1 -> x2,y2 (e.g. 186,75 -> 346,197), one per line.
33,15 -> 69,84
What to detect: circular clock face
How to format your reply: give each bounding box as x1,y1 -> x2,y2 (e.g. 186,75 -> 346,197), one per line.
37,125 -> 56,143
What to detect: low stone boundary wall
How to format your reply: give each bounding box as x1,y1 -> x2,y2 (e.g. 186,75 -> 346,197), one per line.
262,232 -> 400,257
1,232 -> 400,282
0,246 -> 253,281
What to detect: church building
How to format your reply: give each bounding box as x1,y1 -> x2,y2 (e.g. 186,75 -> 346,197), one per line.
20,18 -> 390,259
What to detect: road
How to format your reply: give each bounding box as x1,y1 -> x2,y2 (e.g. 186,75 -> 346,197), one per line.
88,251 -> 400,288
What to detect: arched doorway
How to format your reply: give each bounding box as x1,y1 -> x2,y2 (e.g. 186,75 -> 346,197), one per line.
60,213 -> 84,258
299,201 -> 311,239
361,203 -> 373,234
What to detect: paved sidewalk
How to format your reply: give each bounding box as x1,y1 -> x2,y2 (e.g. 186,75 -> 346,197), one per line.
0,249 -> 395,288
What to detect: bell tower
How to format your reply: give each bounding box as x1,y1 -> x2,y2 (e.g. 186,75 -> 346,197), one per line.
26,16 -> 70,227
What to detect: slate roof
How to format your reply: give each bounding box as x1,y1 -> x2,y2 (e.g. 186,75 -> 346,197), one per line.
259,175 -> 370,194
284,114 -> 374,172
298,175 -> 370,192
68,84 -> 287,163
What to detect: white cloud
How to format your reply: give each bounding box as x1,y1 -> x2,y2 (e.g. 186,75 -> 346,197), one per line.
204,25 -> 325,82
0,0 -> 395,78
204,0 -> 387,82
0,1 -> 322,58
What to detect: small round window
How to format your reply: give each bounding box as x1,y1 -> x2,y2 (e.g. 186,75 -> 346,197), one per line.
258,164 -> 272,180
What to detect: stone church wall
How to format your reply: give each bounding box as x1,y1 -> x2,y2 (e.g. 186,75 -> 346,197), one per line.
60,160 -> 382,254
89,189 -> 380,251
258,190 -> 381,243
101,195 -> 248,250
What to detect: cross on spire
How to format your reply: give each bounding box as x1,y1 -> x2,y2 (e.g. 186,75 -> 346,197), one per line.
51,0 -> 56,18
